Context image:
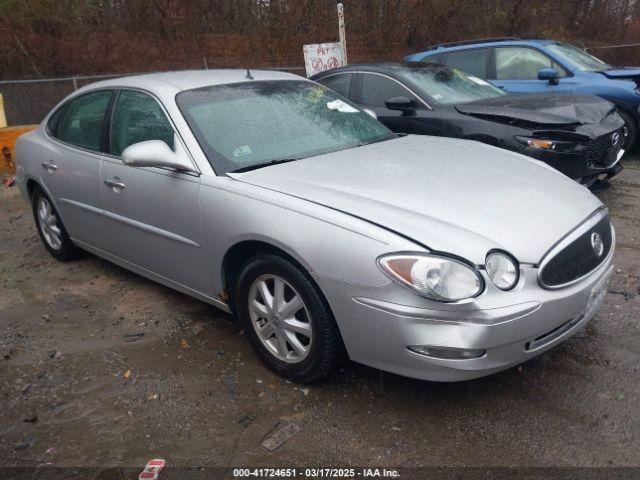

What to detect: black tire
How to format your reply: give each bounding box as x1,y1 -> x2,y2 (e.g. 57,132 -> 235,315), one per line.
617,109 -> 638,152
235,254 -> 346,383
31,187 -> 80,261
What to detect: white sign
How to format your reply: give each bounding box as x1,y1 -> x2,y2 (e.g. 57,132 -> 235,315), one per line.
303,42 -> 345,78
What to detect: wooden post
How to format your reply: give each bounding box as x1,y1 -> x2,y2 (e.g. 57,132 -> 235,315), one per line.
0,94 -> 6,128
337,3 -> 347,66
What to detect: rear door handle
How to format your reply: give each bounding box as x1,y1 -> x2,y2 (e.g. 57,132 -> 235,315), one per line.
41,161 -> 58,172
104,178 -> 126,191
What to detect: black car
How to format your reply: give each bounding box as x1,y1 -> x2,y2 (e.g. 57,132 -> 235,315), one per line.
311,63 -> 625,185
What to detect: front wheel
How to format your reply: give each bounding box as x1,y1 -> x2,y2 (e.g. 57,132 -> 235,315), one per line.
235,254 -> 345,383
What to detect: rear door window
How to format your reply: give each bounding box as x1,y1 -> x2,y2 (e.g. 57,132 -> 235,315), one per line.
110,90 -> 174,156
444,49 -> 489,78
319,74 -> 353,98
55,90 -> 113,151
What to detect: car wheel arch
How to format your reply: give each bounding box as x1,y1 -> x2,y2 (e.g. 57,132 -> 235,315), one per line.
221,239 -> 323,315
25,178 -> 76,234
25,178 -> 63,214
26,178 -> 40,199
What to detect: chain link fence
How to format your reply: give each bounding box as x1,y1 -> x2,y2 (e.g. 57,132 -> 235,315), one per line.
0,74 -> 119,126
2,41 -> 638,127
0,66 -> 306,126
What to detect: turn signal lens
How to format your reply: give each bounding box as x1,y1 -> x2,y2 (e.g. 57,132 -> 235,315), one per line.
378,254 -> 484,302
516,136 -> 582,152
527,139 -> 555,150
485,252 -> 519,290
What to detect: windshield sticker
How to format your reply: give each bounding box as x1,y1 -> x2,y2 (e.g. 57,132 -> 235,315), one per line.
326,99 -> 359,113
233,145 -> 252,157
468,76 -> 491,86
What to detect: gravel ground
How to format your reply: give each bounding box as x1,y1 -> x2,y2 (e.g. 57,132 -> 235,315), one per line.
0,158 -> 639,478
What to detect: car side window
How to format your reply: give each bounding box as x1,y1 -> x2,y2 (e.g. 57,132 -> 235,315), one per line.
360,74 -> 419,109
111,90 -> 174,157
319,74 -> 353,98
55,90 -> 113,151
495,47 -> 567,80
444,49 -> 489,78
422,53 -> 444,64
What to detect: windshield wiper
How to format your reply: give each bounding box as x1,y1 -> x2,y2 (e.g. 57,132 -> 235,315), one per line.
229,158 -> 300,174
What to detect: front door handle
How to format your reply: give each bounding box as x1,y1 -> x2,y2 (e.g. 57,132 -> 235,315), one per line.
104,178 -> 126,191
41,161 -> 58,172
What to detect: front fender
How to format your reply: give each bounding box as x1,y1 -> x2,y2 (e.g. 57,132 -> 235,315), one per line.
198,178 -> 424,297
574,83 -> 640,116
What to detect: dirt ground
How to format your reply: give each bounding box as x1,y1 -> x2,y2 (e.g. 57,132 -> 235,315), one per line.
1,157 -> 639,478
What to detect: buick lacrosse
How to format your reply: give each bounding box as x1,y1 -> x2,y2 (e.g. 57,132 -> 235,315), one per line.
16,70 -> 614,382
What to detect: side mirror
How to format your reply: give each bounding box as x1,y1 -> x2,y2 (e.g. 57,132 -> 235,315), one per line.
538,68 -> 559,85
385,96 -> 418,112
122,136 -> 196,173
363,108 -> 378,120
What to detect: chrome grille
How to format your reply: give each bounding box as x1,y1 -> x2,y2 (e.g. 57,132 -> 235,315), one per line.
586,130 -> 622,168
539,210 -> 613,289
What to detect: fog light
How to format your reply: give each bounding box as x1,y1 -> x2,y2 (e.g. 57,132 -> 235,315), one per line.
408,345 -> 486,360
486,251 -> 519,290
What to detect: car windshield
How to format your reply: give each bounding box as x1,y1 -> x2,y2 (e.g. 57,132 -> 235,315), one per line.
398,67 -> 505,105
546,43 -> 612,72
176,80 -> 395,174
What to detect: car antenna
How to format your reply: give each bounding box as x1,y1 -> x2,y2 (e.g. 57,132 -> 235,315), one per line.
245,69 -> 254,80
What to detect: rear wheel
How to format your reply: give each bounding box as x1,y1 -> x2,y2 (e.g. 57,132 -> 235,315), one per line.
617,109 -> 637,151
32,188 -> 79,261
235,254 -> 345,383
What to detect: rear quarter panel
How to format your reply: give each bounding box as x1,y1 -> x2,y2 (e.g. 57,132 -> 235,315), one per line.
14,127 -> 50,202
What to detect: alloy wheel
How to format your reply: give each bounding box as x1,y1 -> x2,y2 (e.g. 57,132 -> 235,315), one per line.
37,197 -> 62,250
248,274 -> 313,363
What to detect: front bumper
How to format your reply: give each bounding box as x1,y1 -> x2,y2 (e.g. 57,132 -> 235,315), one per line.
522,145 -> 623,182
313,245 -> 614,382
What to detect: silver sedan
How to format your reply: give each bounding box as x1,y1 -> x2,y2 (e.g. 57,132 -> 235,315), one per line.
15,70 -> 614,382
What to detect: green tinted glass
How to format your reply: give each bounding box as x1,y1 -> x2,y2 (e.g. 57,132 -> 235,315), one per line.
177,81 -> 395,174
57,90 -> 112,151
111,90 -> 174,156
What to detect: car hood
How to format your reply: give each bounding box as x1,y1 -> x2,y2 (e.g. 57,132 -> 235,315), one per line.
599,68 -> 640,87
600,67 -> 640,79
230,135 -> 602,264
454,93 -> 615,126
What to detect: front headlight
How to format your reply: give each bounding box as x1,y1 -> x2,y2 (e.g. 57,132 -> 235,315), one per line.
515,136 -> 580,152
485,251 -> 519,290
378,253 -> 484,302
518,137 -> 557,150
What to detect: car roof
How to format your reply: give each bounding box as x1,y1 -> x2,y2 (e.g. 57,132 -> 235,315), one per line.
310,62 -> 445,79
413,37 -> 559,56
75,69 -> 303,95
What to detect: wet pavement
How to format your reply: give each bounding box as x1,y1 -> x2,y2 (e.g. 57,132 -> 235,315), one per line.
1,158 -> 639,473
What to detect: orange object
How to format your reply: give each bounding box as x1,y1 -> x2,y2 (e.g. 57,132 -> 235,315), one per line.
0,125 -> 38,175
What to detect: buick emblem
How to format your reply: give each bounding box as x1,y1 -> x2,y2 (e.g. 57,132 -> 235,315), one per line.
611,132 -> 620,146
591,232 -> 604,257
